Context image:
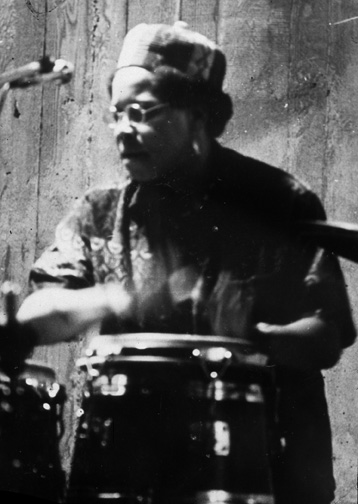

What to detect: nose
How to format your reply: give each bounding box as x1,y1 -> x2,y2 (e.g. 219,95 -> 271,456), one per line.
112,115 -> 136,140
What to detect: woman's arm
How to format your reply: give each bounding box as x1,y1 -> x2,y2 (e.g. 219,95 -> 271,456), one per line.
16,283 -> 133,345
255,312 -> 342,371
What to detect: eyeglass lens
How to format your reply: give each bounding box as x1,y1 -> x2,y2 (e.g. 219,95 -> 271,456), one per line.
109,103 -> 168,127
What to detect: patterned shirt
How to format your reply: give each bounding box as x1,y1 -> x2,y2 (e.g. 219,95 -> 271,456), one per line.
29,142 -> 355,503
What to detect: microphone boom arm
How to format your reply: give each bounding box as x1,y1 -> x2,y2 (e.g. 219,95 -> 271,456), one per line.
0,55 -> 73,115
0,55 -> 74,88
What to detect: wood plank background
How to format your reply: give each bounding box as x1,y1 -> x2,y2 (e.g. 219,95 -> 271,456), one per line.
1,0 -> 358,501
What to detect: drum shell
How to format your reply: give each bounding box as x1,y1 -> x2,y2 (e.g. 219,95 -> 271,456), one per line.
68,346 -> 277,504
0,361 -> 66,502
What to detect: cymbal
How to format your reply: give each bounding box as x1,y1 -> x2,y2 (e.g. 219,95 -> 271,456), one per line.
298,219 -> 358,263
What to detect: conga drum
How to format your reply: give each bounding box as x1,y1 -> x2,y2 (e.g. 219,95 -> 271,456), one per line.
0,360 -> 67,502
67,334 -> 278,504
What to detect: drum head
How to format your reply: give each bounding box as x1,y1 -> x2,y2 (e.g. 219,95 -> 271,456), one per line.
85,333 -> 265,356
0,359 -> 57,385
70,334 -> 276,503
77,333 -> 270,386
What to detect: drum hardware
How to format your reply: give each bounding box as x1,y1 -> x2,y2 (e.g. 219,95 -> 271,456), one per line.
0,361 -> 67,501
171,490 -> 274,504
192,346 -> 233,381
298,219 -> 358,263
0,282 -> 38,376
0,282 -> 67,502
67,334 -> 278,504
186,344 -> 275,504
189,346 -> 264,405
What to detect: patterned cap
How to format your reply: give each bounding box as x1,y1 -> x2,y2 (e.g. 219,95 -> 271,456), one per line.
116,21 -> 226,90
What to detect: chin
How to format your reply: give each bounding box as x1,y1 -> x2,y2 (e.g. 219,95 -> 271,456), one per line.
124,160 -> 157,182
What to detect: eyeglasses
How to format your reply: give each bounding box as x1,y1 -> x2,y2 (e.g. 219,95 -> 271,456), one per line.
107,102 -> 169,128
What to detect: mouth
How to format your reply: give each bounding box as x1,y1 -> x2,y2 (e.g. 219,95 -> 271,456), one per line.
120,150 -> 148,160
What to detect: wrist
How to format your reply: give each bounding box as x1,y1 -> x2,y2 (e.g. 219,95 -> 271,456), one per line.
102,283 -> 134,319
253,322 -> 273,355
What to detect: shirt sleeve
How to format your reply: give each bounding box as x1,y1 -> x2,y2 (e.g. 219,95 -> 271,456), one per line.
29,197 -> 96,291
28,185 -> 124,293
293,187 -> 356,349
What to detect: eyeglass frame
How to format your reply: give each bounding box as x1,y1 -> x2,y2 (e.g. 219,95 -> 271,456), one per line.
107,102 -> 170,128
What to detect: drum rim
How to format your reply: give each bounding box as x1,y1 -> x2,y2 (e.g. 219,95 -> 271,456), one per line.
0,359 -> 57,380
87,333 -> 256,350
79,333 -> 269,370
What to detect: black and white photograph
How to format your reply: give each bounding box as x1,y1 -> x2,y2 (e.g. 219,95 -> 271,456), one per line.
0,1 -> 358,503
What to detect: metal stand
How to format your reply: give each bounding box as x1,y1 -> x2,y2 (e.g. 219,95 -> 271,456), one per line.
0,82 -> 10,115
0,55 -> 74,116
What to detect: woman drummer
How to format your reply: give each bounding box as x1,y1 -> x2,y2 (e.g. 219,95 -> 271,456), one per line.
18,21 -> 355,504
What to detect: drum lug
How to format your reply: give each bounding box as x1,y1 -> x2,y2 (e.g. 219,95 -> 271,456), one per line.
192,346 -> 233,380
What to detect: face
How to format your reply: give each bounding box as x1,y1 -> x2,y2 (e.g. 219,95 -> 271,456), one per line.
110,67 -> 196,182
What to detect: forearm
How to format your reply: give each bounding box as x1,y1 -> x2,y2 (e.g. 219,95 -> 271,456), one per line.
255,313 -> 342,371
16,284 -> 133,345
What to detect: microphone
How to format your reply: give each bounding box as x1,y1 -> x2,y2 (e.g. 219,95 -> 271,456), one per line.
0,55 -> 74,89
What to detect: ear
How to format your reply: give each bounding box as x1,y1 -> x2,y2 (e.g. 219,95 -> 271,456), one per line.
192,105 -> 208,123
190,106 -> 209,134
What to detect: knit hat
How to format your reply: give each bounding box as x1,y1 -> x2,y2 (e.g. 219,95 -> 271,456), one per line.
116,21 -> 226,90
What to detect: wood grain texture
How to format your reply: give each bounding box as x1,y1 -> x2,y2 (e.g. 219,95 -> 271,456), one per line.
217,0 -> 293,171
30,0 -> 129,481
35,0 -> 126,258
285,1 -> 332,197
318,2 -> 358,501
180,0 -> 219,40
127,0 -> 178,28
217,4 -> 357,499
0,0 -> 45,297
0,1 -> 358,501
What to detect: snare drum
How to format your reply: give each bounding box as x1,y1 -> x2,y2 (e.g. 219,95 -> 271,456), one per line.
68,334 -> 278,504
0,360 -> 66,502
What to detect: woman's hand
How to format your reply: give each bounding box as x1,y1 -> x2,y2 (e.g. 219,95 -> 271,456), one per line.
16,284 -> 133,345
255,312 -> 342,371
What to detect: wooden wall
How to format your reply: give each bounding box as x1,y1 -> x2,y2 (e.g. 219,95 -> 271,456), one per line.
1,0 -> 358,502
